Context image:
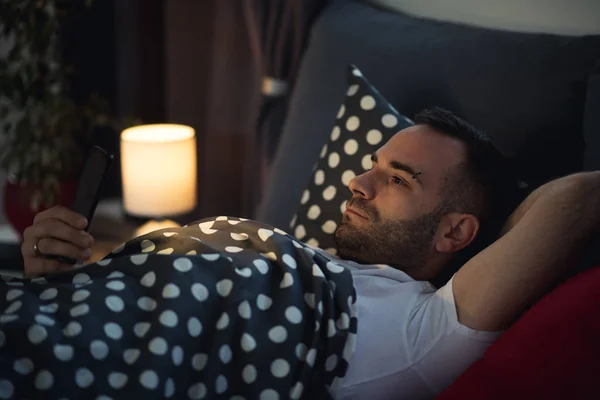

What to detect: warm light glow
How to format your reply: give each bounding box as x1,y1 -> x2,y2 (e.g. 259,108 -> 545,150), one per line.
121,124 -> 197,217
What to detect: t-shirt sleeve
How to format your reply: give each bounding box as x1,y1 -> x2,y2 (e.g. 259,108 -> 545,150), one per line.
406,275 -> 503,394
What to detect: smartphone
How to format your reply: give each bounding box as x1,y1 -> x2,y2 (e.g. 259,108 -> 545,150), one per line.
52,145 -> 113,265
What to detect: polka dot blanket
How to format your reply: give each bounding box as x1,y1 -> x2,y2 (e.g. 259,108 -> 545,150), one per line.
0,217 -> 358,399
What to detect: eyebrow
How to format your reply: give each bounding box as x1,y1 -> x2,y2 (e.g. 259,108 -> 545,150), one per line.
371,153 -> 424,186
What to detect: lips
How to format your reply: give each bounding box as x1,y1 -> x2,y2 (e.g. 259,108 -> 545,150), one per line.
346,207 -> 367,219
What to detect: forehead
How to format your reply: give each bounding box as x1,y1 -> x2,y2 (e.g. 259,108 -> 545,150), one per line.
377,125 -> 466,186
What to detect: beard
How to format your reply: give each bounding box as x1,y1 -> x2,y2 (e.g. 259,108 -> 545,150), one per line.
334,197 -> 447,274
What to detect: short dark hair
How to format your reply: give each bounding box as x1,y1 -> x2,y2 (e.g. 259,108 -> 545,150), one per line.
413,107 -> 517,224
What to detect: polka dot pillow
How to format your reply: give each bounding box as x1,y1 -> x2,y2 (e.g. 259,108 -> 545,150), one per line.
290,65 -> 413,254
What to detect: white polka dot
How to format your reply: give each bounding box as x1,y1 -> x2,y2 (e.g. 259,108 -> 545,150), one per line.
187,317 -> 202,337
280,272 -> 294,288
346,116 -> 360,131
141,239 -> 156,253
322,185 -> 337,201
104,322 -> 123,340
362,154 -> 373,170
186,250 -> 197,256
327,261 -> 345,274
320,143 -> 328,158
216,279 -> 233,297
165,377 -> 175,398
241,332 -> 256,352
328,152 -> 340,168
294,224 -> 306,240
163,231 -> 178,237
53,344 -> 73,362
346,84 -> 359,96
201,253 -> 219,261
159,310 -> 178,327
4,300 -> 21,314
63,321 -> 82,337
268,326 -> 287,343
6,289 -> 23,302
330,126 -> 341,141
337,312 -> 350,329
140,271 -> 156,287
123,348 -> 140,365
305,238 -> 319,248
0,315 -> 18,323
225,246 -> 243,253
97,258 -> 112,266
72,290 -> 89,302
336,104 -> 345,119
360,95 -> 376,110
137,296 -> 157,311
39,288 -> 57,301
188,383 -> 206,399
271,359 -> 290,378
242,364 -> 257,384
366,129 -> 383,145
130,254 -> 148,265
257,228 -> 274,242
256,294 -> 272,310
352,68 -> 363,76
307,205 -> 321,220
90,340 -> 109,360
172,346 -> 184,366
108,372 -> 128,389
328,319 -> 337,337
216,312 -> 229,330
300,190 -> 310,205
191,353 -> 208,371
133,322 -> 151,338
322,220 -> 338,234
230,232 -> 249,241
238,300 -> 252,319
157,247 -> 174,255
139,370 -> 159,389
290,383 -> 304,400
106,280 -> 125,291
341,170 -> 356,187
108,271 -> 125,280
216,216 -> 228,221
340,200 -> 348,213
344,139 -> 359,155
219,344 -> 232,364
105,295 -> 124,312
290,214 -> 298,228
0,379 -> 13,398
28,324 -> 47,344
382,113 -> 398,128
13,358 -> 34,375
75,368 -> 94,388
72,273 -> 91,285
199,221 -> 217,234
149,337 -> 168,355
285,306 -> 302,324
173,257 -> 193,272
34,370 -> 53,390
314,170 -> 325,185
162,283 -> 180,298
260,389 -> 279,400
189,283 -> 208,302
40,303 -> 58,313
253,259 -> 269,274
306,348 -> 317,366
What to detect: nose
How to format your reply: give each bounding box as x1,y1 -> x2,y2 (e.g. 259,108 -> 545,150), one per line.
348,171 -> 375,200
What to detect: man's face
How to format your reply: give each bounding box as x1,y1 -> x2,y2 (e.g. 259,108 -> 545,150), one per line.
334,125 -> 466,274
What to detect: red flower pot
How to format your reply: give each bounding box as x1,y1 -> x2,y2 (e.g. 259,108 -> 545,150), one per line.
3,180 -> 77,240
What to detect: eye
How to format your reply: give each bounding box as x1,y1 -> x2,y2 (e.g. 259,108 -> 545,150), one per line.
391,176 -> 409,187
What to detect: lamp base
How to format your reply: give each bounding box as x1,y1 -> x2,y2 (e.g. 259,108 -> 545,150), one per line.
133,219 -> 181,238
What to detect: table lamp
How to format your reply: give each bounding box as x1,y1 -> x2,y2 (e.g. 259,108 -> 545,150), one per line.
120,124 -> 197,237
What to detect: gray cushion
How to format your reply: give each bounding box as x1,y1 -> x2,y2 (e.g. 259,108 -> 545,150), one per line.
257,0 -> 600,229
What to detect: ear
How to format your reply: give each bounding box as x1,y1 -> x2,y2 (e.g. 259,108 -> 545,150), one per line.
434,213 -> 480,254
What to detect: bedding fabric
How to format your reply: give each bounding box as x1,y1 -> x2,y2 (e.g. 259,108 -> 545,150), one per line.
0,217 -> 358,399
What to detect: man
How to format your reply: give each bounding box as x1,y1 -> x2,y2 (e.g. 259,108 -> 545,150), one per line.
19,108 -> 600,398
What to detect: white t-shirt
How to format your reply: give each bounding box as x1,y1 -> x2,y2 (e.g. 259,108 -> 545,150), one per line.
318,251 -> 503,399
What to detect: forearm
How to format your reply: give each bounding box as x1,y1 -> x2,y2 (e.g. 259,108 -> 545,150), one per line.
499,171 -> 600,237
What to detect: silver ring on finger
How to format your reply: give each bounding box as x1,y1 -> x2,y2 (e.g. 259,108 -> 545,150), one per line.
33,238 -> 44,256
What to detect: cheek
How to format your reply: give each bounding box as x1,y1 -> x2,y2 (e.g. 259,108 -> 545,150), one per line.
376,194 -> 417,220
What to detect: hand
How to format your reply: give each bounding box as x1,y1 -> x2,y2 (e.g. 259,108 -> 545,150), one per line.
21,206 -> 94,277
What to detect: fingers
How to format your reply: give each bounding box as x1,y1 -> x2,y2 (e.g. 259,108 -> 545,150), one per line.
37,237 -> 92,262
23,257 -> 69,278
24,220 -> 93,253
33,205 -> 88,230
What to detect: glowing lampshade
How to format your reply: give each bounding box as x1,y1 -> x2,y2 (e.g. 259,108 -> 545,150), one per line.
120,124 -> 197,217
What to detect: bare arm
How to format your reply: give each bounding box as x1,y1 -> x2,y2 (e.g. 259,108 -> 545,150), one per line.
452,171 -> 600,331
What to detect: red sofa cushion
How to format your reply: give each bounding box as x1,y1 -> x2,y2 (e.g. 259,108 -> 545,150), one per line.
437,265 -> 600,399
